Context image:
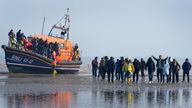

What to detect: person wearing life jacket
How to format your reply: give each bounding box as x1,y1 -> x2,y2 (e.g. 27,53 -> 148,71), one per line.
16,32 -> 25,49
24,38 -> 32,50
52,51 -> 57,74
52,58 -> 57,75
52,58 -> 57,67
68,51 -> 73,62
56,49 -> 62,63
73,43 -> 80,61
8,29 -> 16,48
127,58 -> 135,85
74,50 -> 80,61
52,51 -> 57,62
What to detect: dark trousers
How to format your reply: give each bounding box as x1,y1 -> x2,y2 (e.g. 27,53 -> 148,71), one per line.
99,67 -> 105,79
120,70 -> 124,83
141,69 -> 145,78
172,71 -> 179,83
133,71 -> 139,83
102,71 -> 106,79
107,71 -> 114,83
92,68 -> 97,77
148,71 -> 153,81
115,71 -> 120,81
98,68 -> 102,79
157,69 -> 163,83
183,71 -> 190,82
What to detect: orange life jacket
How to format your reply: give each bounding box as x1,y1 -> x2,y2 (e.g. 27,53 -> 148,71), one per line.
52,51 -> 57,66
52,60 -> 57,66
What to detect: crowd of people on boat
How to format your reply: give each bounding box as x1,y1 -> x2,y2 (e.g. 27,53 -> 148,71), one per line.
92,55 -> 191,85
8,29 -> 29,49
8,29 -> 80,61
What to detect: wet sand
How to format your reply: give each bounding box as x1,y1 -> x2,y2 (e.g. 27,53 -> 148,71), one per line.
0,73 -> 192,108
0,73 -> 191,93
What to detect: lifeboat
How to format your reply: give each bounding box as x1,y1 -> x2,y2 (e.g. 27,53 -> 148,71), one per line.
1,9 -> 82,74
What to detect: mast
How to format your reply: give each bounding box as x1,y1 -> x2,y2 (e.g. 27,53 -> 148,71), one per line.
48,8 -> 71,40
41,16 -> 45,35
64,8 -> 70,40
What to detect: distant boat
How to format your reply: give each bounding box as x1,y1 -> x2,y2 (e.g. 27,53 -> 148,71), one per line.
1,9 -> 82,74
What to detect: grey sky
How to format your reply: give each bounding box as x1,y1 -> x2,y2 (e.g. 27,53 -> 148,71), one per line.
0,0 -> 192,58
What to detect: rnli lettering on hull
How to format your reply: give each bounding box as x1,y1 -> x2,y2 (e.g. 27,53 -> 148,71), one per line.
7,55 -> 34,64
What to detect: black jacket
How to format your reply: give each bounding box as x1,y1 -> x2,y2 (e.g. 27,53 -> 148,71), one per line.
152,56 -> 168,69
146,59 -> 155,73
107,59 -> 115,72
140,60 -> 146,70
182,61 -> 191,72
133,60 -> 140,72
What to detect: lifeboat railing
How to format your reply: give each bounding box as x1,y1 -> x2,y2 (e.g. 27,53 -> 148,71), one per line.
48,8 -> 70,40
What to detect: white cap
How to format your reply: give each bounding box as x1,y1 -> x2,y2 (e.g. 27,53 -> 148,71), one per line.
170,57 -> 173,62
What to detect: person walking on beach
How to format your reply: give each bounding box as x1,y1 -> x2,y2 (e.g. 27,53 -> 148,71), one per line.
168,57 -> 173,83
163,60 -> 170,83
98,58 -> 105,79
133,59 -> 140,83
115,59 -> 121,81
182,58 -> 191,83
107,57 -> 115,83
127,59 -> 134,85
146,57 -> 155,83
92,57 -> 98,78
140,58 -> 146,82
102,56 -> 109,80
152,55 -> 168,83
119,57 -> 125,83
172,59 -> 181,83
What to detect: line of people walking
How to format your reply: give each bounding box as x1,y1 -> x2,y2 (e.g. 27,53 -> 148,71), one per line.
91,55 -> 191,84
